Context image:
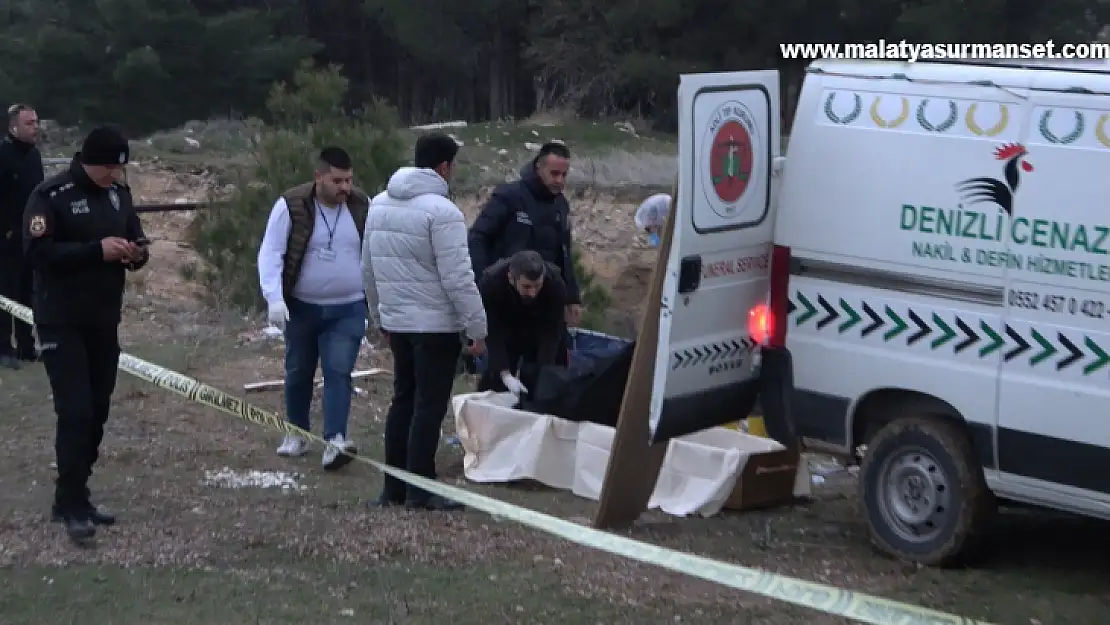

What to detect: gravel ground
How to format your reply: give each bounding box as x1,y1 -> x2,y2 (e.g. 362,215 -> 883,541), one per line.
1,316 -> 1109,625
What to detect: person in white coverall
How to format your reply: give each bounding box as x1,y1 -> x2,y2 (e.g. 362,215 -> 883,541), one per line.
634,193 -> 671,246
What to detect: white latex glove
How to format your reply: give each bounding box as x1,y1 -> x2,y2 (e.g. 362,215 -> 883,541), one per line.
501,372 -> 528,396
267,301 -> 290,330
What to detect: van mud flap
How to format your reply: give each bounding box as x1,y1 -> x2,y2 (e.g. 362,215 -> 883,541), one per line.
758,347 -> 799,448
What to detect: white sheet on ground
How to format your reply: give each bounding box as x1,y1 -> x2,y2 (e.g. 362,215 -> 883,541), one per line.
451,391 -> 581,490
451,391 -> 809,517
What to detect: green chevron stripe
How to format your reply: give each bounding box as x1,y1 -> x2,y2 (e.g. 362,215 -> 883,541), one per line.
838,299 -> 861,333
979,321 -> 1003,357
1030,328 -> 1056,366
795,293 -> 817,326
883,306 -> 906,341
930,313 -> 955,349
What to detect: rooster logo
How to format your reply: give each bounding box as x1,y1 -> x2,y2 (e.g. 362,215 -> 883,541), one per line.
955,143 -> 1033,216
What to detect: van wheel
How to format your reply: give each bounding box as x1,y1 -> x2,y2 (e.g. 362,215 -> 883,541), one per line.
859,417 -> 994,567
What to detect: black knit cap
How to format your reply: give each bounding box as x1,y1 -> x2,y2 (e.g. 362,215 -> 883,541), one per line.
79,125 -> 129,166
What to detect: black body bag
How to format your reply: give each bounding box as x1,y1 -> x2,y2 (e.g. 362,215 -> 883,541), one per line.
519,339 -> 636,427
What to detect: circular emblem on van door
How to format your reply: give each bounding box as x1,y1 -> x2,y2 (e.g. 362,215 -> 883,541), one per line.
703,101 -> 758,220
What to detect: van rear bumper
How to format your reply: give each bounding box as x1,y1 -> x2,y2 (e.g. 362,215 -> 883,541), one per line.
757,346 -> 800,448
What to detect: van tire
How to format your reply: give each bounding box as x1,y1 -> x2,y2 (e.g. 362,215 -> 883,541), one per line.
859,416 -> 994,567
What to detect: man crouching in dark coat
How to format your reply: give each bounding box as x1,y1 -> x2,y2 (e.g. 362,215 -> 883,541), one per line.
477,250 -> 567,397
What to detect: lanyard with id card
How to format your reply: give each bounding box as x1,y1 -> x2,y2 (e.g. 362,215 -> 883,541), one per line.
316,200 -> 343,262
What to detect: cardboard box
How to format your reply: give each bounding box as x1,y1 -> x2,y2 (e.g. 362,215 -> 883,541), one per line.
676,427 -> 809,513
724,446 -> 804,510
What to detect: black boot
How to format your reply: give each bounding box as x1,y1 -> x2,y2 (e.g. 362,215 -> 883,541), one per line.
50,503 -> 96,543
62,514 -> 95,543
84,503 -> 116,526
0,354 -> 20,370
83,488 -> 116,525
52,491 -> 116,526
63,513 -> 96,543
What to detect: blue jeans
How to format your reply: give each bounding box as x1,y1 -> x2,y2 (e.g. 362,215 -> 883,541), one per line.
284,298 -> 367,440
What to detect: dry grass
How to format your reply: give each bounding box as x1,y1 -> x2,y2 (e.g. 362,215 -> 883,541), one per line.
7,133 -> 1109,625
0,320 -> 777,624
1,302 -> 1110,624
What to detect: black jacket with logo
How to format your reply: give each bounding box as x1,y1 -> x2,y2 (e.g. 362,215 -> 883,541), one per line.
467,161 -> 581,303
23,157 -> 148,326
0,133 -> 44,253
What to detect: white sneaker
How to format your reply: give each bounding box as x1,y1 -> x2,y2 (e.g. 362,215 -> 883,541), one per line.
277,435 -> 308,457
322,434 -> 356,471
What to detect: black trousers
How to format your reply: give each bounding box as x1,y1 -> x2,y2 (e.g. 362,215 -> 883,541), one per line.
37,324 -> 121,511
0,249 -> 33,357
382,332 -> 461,503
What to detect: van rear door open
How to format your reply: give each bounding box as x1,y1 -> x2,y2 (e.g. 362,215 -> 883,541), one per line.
648,71 -> 782,443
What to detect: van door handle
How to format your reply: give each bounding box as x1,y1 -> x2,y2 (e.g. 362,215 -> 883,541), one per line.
678,255 -> 702,294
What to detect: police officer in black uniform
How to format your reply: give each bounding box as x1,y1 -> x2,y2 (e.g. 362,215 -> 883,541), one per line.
23,125 -> 149,543
467,143 -> 581,314
0,103 -> 44,368
465,143 -> 582,373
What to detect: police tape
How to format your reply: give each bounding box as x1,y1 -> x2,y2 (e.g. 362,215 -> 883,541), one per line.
0,294 -> 993,625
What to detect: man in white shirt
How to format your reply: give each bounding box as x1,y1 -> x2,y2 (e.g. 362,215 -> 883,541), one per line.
362,134 -> 486,511
257,147 -> 369,471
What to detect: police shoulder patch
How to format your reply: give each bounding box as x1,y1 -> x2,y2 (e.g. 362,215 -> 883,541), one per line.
28,214 -> 46,238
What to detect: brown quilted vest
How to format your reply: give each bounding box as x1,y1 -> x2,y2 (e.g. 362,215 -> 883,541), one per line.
280,181 -> 370,304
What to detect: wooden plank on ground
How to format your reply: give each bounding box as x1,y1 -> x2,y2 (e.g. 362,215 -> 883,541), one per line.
243,368 -> 391,392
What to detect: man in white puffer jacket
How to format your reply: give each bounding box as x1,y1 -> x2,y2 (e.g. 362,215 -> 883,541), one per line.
361,133 -> 486,511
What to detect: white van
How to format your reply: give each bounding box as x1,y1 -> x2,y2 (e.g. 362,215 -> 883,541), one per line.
654,60 -> 1110,566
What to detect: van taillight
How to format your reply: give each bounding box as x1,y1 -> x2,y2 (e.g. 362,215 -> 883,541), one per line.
748,304 -> 773,345
752,244 -> 791,348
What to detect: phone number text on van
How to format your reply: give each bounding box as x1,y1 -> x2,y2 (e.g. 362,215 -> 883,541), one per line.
900,204 -> 1110,283
1007,288 -> 1108,319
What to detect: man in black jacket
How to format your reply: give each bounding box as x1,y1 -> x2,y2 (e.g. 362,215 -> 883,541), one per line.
468,142 -> 582,325
24,125 -> 149,544
0,104 -> 44,368
477,250 -> 567,395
